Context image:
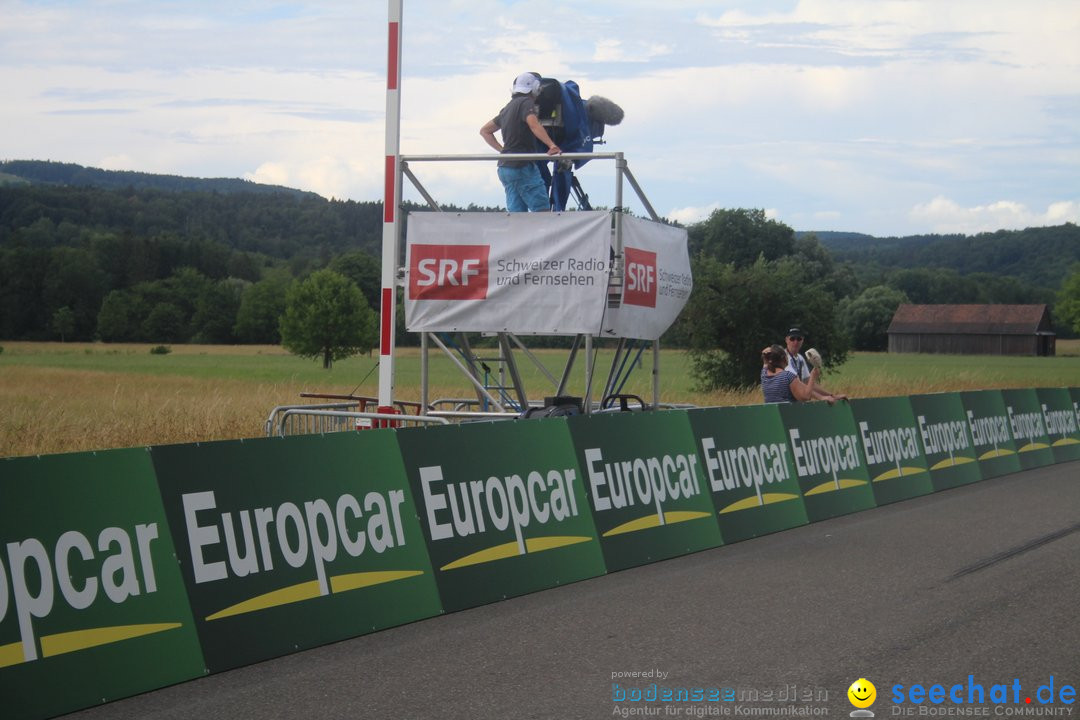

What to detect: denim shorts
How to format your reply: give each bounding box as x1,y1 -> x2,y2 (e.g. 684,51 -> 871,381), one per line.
497,164 -> 550,212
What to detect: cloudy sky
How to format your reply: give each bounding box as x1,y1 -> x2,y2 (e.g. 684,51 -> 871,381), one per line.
2,0 -> 1078,236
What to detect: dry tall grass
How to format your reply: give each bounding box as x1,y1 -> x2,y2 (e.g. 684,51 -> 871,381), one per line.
2,340 -> 1077,459
0,367 -> 290,457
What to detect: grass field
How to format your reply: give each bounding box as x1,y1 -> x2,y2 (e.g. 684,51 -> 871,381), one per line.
1,339 -> 1078,458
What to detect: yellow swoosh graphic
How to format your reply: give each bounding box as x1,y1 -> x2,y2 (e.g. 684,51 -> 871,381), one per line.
40,623 -> 182,658
208,569 -> 426,620
719,493 -> 799,514
930,456 -> 977,470
872,467 -> 928,482
1052,438 -> 1080,447
1018,442 -> 1050,452
0,641 -> 26,668
804,478 -> 868,496
207,580 -> 322,620
525,535 -> 592,553
978,448 -> 1016,460
602,511 -> 711,537
441,536 -> 592,571
331,570 -> 424,593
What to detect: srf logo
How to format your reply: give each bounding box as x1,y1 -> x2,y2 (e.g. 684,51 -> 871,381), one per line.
409,244 -> 489,300
623,247 -> 657,308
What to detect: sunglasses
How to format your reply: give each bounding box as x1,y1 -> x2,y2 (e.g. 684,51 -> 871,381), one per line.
788,336 -> 803,341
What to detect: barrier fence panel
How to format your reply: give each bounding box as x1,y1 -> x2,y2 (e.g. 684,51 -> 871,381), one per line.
959,390 -> 1023,479
777,402 -> 876,522
566,410 -> 723,572
3,387 -> 1080,720
1037,387 -> 1080,464
1071,388 -> 1080,456
395,419 -> 607,613
686,404 -> 809,543
908,393 -> 983,491
849,396 -> 935,506
1000,388 -> 1057,471
150,432 -> 442,673
1,449 -> 204,720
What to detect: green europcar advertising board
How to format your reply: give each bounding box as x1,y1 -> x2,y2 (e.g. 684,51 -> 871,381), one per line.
1072,387 -> 1080,435
1000,389 -> 1056,470
566,410 -> 723,572
908,393 -> 983,491
151,432 -> 442,673
0,449 -> 204,720
848,396 -> 934,506
1036,388 -> 1080,463
686,404 -> 808,543
396,419 -> 606,613
777,402 -> 876,522
959,390 -> 1022,479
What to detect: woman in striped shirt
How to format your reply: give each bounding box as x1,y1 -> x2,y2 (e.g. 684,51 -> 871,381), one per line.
760,344 -> 818,403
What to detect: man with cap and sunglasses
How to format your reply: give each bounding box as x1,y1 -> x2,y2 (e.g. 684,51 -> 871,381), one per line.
784,327 -> 848,405
480,72 -> 562,212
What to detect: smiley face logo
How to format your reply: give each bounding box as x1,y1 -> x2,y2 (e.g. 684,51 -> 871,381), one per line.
848,678 -> 877,709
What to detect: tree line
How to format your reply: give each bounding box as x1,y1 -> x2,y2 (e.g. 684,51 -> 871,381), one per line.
674,210 -> 1078,389
2,160 -> 1078,388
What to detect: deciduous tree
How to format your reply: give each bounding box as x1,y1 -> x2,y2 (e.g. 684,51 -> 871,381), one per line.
279,270 -> 376,368
1057,264 -> 1080,335
687,255 -> 849,390
839,285 -> 909,351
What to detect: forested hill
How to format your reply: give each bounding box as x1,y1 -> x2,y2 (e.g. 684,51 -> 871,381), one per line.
2,160 -> 1077,345
806,225 -> 1080,290
0,161 -> 386,260
0,159 -> 319,199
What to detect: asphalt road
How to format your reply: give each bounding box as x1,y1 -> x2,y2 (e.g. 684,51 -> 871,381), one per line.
68,461 -> 1080,719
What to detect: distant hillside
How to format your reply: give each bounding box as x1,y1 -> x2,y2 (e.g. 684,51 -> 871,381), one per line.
796,230 -> 876,249
2,160 -> 1075,344
0,159 -> 321,199
807,224 -> 1080,291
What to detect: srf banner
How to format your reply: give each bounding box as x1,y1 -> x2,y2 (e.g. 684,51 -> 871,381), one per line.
151,432 -> 442,673
686,404 -> 808,543
404,210 -> 610,333
777,402 -> 876,522
908,393 -> 982,491
567,410 -> 723,572
601,214 -> 693,340
959,390 -> 1022,479
0,449 -> 204,720
849,397 -> 934,506
396,419 -> 606,613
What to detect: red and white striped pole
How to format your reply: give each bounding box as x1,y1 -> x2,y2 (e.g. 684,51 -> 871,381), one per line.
377,0 -> 403,413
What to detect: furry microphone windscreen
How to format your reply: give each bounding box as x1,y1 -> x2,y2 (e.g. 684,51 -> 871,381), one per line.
585,96 -> 624,126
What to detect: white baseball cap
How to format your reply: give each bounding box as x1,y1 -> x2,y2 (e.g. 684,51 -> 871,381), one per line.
512,72 -> 541,95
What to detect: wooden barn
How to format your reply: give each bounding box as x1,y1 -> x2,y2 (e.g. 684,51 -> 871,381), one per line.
887,304 -> 1056,356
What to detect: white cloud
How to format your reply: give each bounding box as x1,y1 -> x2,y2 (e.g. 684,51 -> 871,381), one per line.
2,1 -> 1079,236
246,162 -> 290,188
668,202 -> 722,225
908,196 -> 1080,234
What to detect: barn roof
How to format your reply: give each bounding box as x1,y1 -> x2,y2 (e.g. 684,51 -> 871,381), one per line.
887,304 -> 1052,335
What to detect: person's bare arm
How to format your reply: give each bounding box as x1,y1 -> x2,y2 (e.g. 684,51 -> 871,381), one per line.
525,114 -> 561,154
480,119 -> 502,152
790,367 -> 819,402
810,383 -> 848,405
